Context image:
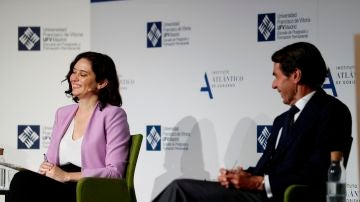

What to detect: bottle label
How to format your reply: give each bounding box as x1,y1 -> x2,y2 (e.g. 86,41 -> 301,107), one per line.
327,182 -> 346,202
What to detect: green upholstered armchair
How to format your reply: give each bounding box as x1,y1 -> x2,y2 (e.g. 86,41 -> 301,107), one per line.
284,184 -> 312,202
76,134 -> 143,202
284,136 -> 353,202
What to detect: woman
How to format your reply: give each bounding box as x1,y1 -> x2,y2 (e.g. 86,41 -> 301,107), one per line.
9,52 -> 130,202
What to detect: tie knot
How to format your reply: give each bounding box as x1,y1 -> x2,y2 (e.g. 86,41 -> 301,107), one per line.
289,105 -> 299,116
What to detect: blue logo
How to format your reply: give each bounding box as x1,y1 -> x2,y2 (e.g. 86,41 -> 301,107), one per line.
18,125 -> 40,149
18,27 -> 41,51
322,68 -> 337,97
258,13 -> 276,42
200,73 -> 213,99
146,125 -> 161,151
147,22 -> 162,48
257,125 -> 272,153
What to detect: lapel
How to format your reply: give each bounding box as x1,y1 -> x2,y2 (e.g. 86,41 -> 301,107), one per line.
57,105 -> 78,140
253,114 -> 285,174
271,89 -> 326,159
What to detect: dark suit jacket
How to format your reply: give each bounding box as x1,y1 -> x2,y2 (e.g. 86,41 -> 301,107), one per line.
251,89 -> 352,202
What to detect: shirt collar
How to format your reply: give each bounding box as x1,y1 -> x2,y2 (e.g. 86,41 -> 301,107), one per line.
294,90 -> 316,112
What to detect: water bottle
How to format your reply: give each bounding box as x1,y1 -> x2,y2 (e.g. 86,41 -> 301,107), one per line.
0,148 -> 5,190
326,155 -> 346,202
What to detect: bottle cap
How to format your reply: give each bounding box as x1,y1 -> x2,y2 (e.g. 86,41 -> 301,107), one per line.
330,151 -> 343,161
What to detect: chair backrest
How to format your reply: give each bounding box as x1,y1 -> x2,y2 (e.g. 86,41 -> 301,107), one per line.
125,134 -> 143,202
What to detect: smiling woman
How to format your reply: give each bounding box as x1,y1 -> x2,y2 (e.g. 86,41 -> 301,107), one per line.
69,58 -> 101,102
64,52 -> 123,110
8,52 -> 131,202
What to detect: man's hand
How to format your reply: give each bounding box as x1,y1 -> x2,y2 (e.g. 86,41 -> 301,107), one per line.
218,166 -> 248,188
218,167 -> 264,191
218,168 -> 231,188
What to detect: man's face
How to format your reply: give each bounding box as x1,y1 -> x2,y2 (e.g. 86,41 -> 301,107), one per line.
272,63 -> 297,105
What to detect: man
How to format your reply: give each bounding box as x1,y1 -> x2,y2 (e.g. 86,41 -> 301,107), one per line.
152,42 -> 352,202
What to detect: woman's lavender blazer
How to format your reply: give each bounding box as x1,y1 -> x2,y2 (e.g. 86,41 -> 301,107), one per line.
46,103 -> 130,178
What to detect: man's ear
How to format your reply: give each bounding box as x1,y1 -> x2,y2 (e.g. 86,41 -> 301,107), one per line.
292,68 -> 302,83
97,79 -> 108,90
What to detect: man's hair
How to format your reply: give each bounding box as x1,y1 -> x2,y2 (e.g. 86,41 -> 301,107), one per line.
271,42 -> 327,90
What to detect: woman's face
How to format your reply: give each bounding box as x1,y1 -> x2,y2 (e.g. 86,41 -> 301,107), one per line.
69,58 -> 99,100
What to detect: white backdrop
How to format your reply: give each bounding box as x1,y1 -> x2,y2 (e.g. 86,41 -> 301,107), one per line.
0,0 -> 359,202
91,0 -> 359,201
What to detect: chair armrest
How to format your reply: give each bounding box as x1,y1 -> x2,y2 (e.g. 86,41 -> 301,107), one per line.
77,177 -> 131,202
284,184 -> 310,202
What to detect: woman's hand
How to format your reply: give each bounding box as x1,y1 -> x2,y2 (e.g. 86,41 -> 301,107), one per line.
45,165 -> 70,183
39,161 -> 54,175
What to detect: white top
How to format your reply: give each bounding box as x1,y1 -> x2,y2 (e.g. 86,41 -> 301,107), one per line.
59,119 -> 82,167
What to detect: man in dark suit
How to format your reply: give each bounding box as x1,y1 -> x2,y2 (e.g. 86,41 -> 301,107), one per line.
152,42 -> 352,202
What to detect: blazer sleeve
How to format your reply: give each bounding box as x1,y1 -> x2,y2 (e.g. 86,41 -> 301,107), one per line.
81,106 -> 131,178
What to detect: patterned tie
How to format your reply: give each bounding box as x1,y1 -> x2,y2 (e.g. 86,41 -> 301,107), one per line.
278,105 -> 299,148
